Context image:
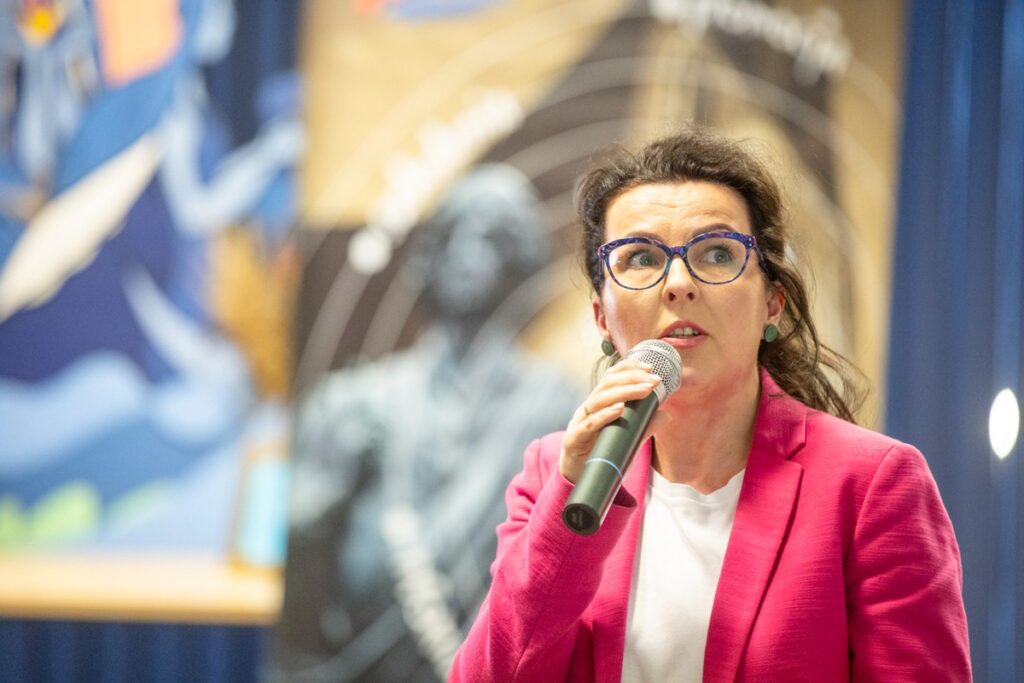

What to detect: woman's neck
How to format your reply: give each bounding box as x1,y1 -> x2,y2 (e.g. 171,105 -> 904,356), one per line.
649,369 -> 762,494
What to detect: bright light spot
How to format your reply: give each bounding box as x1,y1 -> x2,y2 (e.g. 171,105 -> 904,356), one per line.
349,228 -> 393,275
989,388 -> 1020,459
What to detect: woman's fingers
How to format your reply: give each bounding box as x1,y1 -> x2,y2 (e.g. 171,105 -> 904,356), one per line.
573,399 -> 627,432
560,401 -> 625,482
599,358 -> 655,383
584,381 -> 659,414
558,359 -> 665,483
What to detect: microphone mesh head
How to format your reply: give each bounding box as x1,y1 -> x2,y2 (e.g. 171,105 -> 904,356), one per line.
625,339 -> 682,403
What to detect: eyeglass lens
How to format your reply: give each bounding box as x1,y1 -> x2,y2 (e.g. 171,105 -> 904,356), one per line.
606,237 -> 748,288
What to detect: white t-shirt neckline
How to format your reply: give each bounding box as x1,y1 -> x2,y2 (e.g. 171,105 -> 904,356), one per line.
620,466 -> 745,683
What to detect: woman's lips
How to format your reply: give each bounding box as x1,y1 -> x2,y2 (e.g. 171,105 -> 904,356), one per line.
659,322 -> 708,348
661,334 -> 707,349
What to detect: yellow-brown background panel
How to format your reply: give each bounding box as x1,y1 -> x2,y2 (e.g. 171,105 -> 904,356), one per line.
297,0 -> 904,422
301,0 -> 632,226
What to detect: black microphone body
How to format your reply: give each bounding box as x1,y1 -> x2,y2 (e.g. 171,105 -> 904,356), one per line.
562,339 -> 681,535
562,391 -> 660,534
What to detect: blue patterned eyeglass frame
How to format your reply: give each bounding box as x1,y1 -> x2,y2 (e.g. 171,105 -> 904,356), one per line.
597,230 -> 770,290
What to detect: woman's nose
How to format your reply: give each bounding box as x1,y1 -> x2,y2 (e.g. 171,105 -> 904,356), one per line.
662,255 -> 698,303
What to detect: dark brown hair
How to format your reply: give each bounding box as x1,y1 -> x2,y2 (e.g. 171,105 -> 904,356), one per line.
576,127 -> 864,422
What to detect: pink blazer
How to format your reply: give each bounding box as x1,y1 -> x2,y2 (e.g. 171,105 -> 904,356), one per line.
449,371 -> 971,682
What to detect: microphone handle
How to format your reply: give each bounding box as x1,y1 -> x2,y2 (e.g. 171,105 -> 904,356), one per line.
562,391 -> 660,534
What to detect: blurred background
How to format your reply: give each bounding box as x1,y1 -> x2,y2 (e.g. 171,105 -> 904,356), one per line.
0,0 -> 1019,681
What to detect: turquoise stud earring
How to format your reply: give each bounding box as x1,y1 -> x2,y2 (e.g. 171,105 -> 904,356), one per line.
762,324 -> 779,343
601,339 -> 616,356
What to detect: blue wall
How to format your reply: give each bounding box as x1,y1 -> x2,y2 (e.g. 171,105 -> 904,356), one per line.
0,620 -> 267,683
887,1 -> 1024,680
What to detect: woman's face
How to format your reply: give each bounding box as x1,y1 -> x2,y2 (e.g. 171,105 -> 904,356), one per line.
593,181 -> 783,399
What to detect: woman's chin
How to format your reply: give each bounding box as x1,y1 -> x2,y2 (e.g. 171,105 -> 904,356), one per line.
675,365 -> 707,389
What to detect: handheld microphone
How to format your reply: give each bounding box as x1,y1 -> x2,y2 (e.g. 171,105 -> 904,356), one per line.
562,339 -> 682,535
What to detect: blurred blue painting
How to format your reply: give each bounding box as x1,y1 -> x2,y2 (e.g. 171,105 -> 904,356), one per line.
0,0 -> 302,558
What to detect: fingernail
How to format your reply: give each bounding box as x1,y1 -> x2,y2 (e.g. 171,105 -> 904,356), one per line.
638,361 -> 653,370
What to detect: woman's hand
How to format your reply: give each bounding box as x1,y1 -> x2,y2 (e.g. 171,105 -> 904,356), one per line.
559,358 -> 664,483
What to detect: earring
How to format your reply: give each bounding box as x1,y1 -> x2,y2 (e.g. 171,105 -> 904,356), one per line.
601,339 -> 616,356
762,324 -> 779,343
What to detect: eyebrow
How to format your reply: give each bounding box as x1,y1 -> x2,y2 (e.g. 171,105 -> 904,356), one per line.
623,223 -> 739,241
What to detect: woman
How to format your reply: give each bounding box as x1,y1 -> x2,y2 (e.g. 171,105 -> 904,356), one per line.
449,129 -> 971,682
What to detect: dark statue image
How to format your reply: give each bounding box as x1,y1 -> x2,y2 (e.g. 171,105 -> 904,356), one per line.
271,164 -> 580,682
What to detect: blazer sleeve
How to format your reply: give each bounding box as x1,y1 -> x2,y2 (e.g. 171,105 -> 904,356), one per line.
448,434 -> 636,682
845,444 -> 972,681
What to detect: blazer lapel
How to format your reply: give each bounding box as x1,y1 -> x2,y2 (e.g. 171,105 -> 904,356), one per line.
590,438 -> 651,683
703,372 -> 807,682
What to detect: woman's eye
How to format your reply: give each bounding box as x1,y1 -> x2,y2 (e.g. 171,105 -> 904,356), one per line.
711,247 -> 731,262
700,244 -> 735,264
626,249 -> 659,268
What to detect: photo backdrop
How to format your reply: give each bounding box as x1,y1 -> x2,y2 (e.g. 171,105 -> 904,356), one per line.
275,1 -> 905,681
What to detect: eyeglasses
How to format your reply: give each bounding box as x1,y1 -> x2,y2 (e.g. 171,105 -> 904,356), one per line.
598,231 -> 768,290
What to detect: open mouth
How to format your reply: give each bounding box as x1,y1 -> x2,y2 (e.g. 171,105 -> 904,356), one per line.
664,326 -> 703,339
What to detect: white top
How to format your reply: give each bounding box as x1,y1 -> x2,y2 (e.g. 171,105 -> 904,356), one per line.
620,467 -> 745,683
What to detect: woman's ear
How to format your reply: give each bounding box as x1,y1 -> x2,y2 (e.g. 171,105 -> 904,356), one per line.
766,281 -> 785,326
592,294 -> 611,341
